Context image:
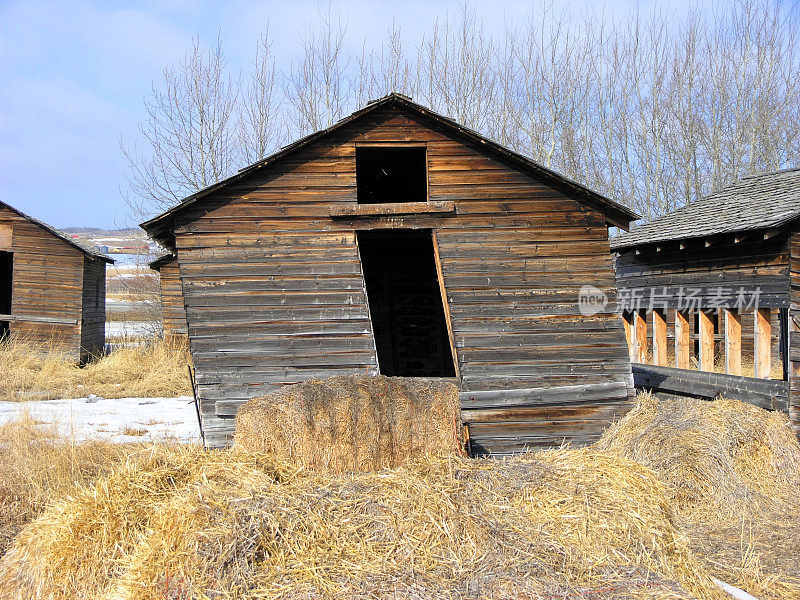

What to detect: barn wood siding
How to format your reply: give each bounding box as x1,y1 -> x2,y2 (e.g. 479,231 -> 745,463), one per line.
618,232 -> 800,441
788,229 -> 800,437
0,205 -> 85,361
156,257 -> 188,341
80,256 -> 106,359
614,236 -> 791,309
171,108 -> 633,450
613,237 -> 790,364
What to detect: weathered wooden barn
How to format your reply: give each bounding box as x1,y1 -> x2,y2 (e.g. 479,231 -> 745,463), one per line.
149,254 -> 188,342
0,200 -> 112,361
611,167 -> 800,437
142,93 -> 640,451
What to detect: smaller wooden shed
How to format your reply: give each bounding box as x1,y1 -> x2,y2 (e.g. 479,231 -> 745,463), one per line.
0,200 -> 113,361
611,167 -> 800,437
149,254 -> 187,342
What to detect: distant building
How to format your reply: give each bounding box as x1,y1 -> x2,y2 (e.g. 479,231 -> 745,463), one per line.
149,254 -> 187,343
0,200 -> 113,361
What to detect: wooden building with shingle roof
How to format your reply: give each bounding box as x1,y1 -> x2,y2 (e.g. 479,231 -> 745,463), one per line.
611,168 -> 800,438
149,254 -> 187,343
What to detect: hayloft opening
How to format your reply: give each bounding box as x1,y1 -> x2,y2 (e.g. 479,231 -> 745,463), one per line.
357,229 -> 456,378
0,252 -> 12,340
356,146 -> 427,204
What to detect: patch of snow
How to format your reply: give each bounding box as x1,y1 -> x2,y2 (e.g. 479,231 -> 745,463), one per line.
106,321 -> 157,337
0,396 -> 200,443
712,579 -> 761,600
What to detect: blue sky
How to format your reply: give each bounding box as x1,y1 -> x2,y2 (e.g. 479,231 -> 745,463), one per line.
0,0 -> 692,229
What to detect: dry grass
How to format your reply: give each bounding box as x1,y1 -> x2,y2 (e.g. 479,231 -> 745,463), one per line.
0,445 -> 721,600
105,307 -> 157,322
0,414 -> 138,555
122,427 -> 147,437
597,393 -> 800,600
0,391 -> 798,599
235,375 -> 467,473
0,336 -> 191,401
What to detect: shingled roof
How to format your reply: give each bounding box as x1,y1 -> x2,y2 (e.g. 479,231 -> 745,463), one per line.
142,93 -> 640,250
610,167 -> 800,251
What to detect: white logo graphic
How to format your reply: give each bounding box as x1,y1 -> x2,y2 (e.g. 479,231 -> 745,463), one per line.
578,285 -> 608,316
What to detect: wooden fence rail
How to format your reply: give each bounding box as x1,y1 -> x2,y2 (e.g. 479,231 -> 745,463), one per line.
0,313 -> 79,326
632,364 -> 789,411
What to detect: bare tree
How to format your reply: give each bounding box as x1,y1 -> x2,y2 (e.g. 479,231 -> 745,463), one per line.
356,21 -> 416,104
122,36 -> 239,217
124,0 -> 800,224
239,30 -> 284,163
417,4 -> 498,134
506,3 -> 593,174
286,4 -> 351,135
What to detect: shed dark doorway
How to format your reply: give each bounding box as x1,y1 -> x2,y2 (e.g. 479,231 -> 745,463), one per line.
358,229 -> 456,377
0,252 -> 12,340
356,147 -> 427,204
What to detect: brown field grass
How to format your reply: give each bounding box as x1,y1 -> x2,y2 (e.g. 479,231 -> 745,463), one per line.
0,444 -> 720,600
0,337 -> 191,401
0,415 -> 141,554
0,393 -> 796,599
105,307 -> 156,322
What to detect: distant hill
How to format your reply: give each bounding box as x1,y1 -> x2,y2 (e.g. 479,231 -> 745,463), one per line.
61,227 -> 141,235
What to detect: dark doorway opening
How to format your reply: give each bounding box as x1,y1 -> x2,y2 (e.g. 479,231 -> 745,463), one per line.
0,252 -> 12,340
356,147 -> 427,204
358,229 -> 456,377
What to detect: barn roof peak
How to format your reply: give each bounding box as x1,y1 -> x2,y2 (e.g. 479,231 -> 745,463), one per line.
141,94 -> 639,249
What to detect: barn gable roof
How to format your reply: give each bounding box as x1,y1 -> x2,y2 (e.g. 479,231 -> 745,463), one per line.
0,200 -> 114,263
610,168 -> 800,251
141,93 -> 639,249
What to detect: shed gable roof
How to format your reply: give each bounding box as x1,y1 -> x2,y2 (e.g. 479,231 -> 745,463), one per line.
0,200 -> 113,263
148,253 -> 175,271
610,168 -> 800,251
141,93 -> 639,249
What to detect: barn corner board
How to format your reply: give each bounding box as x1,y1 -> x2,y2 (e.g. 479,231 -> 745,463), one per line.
141,93 -> 639,451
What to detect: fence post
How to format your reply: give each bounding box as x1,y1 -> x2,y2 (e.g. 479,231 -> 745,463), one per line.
675,310 -> 690,369
652,308 -> 667,366
755,308 -> 772,379
622,311 -> 634,361
634,309 -> 648,364
699,310 -> 715,372
724,309 -> 742,376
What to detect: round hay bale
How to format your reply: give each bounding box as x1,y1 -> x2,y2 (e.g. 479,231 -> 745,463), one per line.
234,375 -> 466,472
595,393 -> 800,510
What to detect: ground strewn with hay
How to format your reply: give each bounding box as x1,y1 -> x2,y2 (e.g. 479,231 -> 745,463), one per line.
0,337 -> 191,401
0,390 -> 798,599
0,446 -> 717,599
0,415 -> 138,554
597,394 -> 800,600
